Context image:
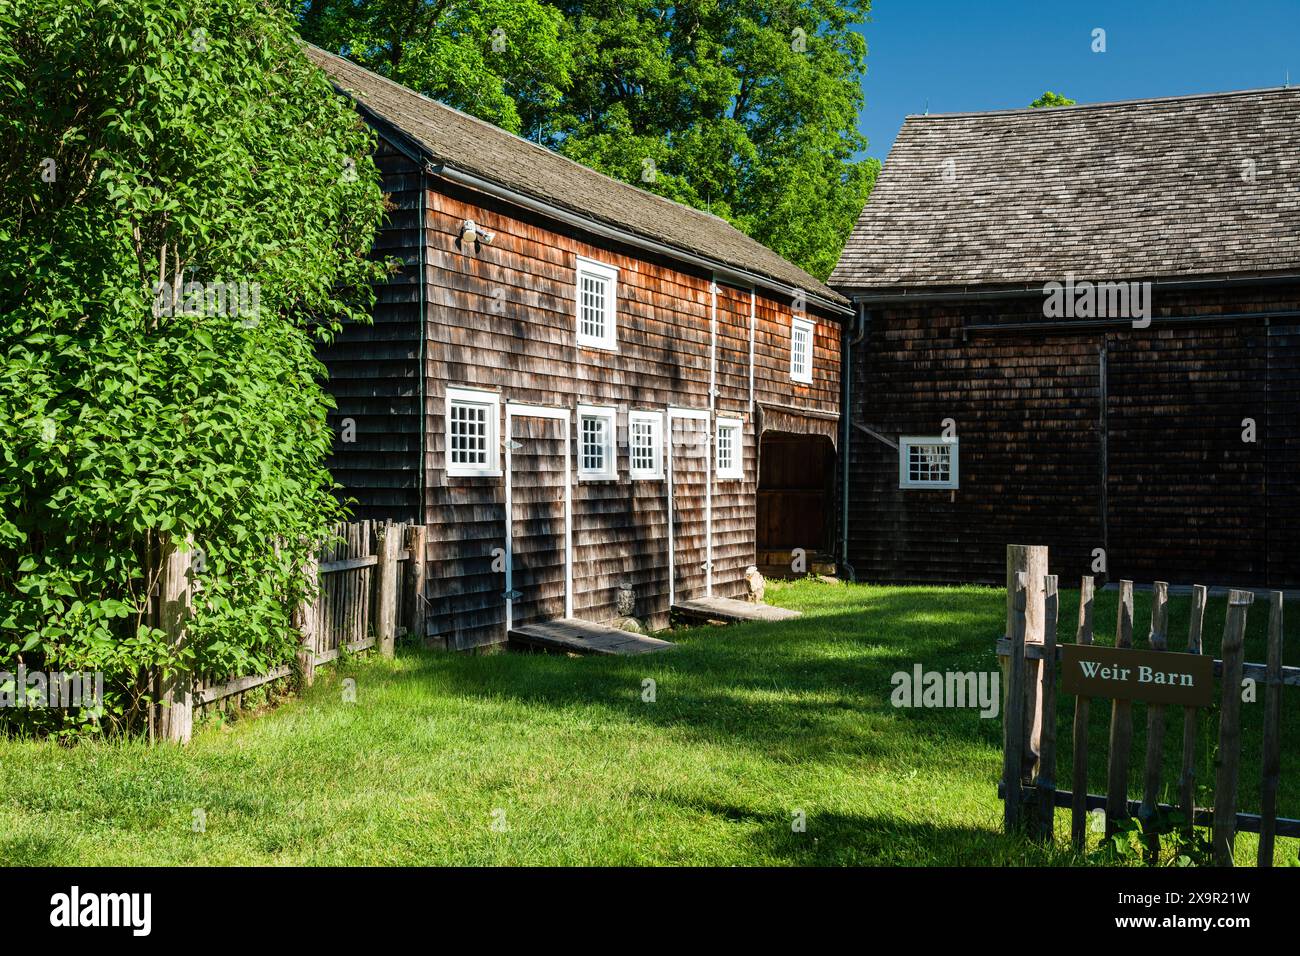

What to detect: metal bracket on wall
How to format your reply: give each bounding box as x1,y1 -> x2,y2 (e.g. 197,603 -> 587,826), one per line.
852,421 -> 898,450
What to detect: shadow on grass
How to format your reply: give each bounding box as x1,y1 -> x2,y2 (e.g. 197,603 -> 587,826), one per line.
377,583 -> 1010,769
646,792 -> 1078,866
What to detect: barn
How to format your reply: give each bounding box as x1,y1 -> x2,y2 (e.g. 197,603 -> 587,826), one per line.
831,87 -> 1300,589
306,47 -> 851,650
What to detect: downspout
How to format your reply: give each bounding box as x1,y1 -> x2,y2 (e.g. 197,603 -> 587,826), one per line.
840,299 -> 868,580
707,277 -> 718,597
417,166 -> 429,526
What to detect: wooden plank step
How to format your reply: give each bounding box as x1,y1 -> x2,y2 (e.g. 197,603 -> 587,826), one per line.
509,619 -> 676,656
671,597 -> 801,625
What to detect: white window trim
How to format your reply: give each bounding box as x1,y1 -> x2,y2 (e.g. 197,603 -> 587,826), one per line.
715,417 -> 744,481
577,404 -> 618,481
898,435 -> 959,490
628,409 -> 664,480
575,256 -> 619,351
445,386 -> 502,478
791,316 -> 814,384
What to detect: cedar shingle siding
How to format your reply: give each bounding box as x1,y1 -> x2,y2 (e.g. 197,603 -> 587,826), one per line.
834,89 -> 1300,588
308,45 -> 847,648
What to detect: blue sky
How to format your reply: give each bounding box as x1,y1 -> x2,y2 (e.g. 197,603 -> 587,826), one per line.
856,0 -> 1300,161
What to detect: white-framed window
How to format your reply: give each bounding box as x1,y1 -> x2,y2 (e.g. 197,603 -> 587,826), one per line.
628,410 -> 664,480
899,436 -> 958,489
445,386 -> 501,477
575,257 -> 618,351
791,316 -> 814,384
715,417 -> 743,480
577,404 -> 618,480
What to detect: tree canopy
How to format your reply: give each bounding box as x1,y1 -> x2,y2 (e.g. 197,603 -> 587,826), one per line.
298,0 -> 879,281
1029,90 -> 1076,108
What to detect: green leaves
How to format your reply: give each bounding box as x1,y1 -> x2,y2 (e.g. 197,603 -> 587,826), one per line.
299,0 -> 878,281
0,0 -> 386,735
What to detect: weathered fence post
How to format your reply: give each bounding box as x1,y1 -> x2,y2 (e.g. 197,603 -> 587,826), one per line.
1035,574 -> 1059,842
1070,575 -> 1095,849
404,524 -> 428,648
1257,591 -> 1283,866
1178,584 -> 1207,835
1104,579 -> 1134,838
154,541 -> 194,745
295,550 -> 319,690
374,522 -> 401,658
1005,545 -> 1047,782
1139,581 -> 1169,861
1003,570 -> 1028,833
1212,589 -> 1253,866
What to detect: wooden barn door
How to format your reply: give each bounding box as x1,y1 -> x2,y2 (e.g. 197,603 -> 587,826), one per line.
668,410 -> 710,603
505,406 -> 572,631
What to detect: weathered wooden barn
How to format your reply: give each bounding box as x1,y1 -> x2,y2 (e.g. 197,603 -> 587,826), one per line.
831,87 -> 1300,588
306,47 -> 850,650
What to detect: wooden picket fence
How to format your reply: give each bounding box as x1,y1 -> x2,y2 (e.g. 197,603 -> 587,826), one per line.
997,544 -> 1297,866
151,520 -> 429,744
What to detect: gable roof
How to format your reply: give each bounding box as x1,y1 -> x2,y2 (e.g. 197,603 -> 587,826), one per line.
830,87 -> 1300,295
305,45 -> 848,312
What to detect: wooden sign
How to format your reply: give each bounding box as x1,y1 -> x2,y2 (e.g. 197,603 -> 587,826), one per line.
1061,643 -> 1214,706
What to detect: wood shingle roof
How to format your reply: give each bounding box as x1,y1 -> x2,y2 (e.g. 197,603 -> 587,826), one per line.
305,45 -> 847,309
831,87 -> 1300,293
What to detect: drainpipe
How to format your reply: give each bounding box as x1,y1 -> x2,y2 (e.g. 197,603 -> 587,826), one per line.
840,300 -> 868,580
707,276 -> 718,597
417,165 -> 429,526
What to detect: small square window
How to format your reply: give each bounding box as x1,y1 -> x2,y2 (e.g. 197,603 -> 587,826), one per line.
445,387 -> 501,477
628,410 -> 664,479
791,317 -> 814,384
716,418 -> 743,480
578,404 -> 618,481
576,257 -> 618,351
899,436 -> 958,489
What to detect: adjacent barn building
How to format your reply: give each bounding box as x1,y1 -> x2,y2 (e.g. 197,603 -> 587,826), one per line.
307,47 -> 850,650
831,88 -> 1300,588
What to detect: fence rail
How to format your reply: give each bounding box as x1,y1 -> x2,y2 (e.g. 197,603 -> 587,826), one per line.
151,520 -> 428,744
997,544 -> 1294,867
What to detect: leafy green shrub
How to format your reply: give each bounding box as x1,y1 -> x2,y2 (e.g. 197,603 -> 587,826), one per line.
0,0 -> 389,735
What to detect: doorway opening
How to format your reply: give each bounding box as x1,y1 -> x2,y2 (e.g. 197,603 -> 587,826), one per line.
756,432 -> 835,579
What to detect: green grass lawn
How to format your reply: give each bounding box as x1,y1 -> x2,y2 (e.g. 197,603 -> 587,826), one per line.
1,579 -> 1295,866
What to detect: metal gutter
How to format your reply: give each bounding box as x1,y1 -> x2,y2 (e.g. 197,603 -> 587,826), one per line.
841,273 -> 1300,305
963,309 -> 1300,336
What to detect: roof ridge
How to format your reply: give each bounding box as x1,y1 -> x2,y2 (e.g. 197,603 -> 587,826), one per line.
905,85 -> 1300,121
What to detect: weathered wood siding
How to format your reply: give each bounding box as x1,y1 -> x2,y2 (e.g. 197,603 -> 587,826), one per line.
410,176 -> 841,649
319,139 -> 423,522
844,284 -> 1300,587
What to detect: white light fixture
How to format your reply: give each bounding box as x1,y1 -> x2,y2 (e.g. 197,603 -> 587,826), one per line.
459,220 -> 496,250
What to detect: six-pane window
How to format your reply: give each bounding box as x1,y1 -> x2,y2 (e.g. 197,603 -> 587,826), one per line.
445,387 -> 501,477
629,410 -> 664,479
576,257 -> 618,350
791,317 -> 813,383
578,405 -> 617,480
898,436 -> 958,489
716,418 -> 743,480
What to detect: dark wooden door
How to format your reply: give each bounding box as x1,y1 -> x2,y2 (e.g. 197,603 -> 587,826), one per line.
757,433 -> 832,553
